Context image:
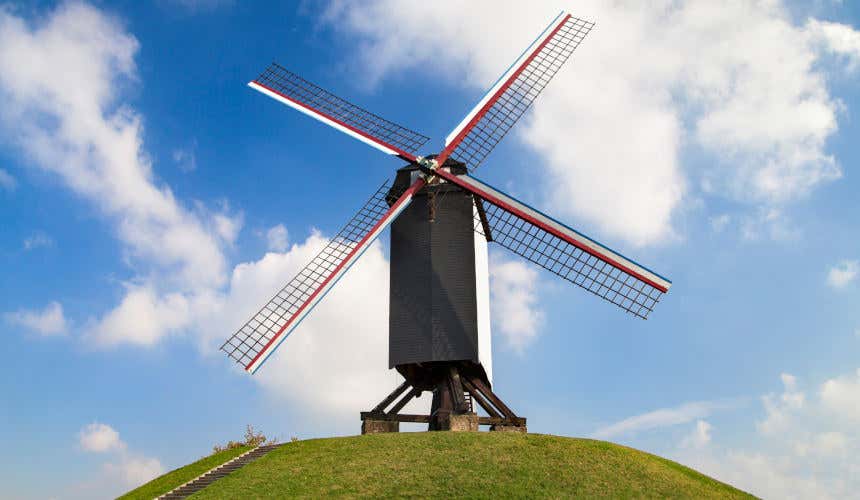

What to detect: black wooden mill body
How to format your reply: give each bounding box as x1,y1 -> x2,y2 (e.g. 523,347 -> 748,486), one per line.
373,160 -> 514,430
388,162 -> 491,381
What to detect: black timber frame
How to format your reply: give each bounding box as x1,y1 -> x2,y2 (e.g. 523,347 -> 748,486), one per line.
361,362 -> 526,430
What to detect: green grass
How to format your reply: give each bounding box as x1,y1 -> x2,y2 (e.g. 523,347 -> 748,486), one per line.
174,433 -> 754,499
118,445 -> 251,500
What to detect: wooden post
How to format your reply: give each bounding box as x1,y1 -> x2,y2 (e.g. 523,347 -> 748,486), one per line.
448,366 -> 468,414
430,377 -> 453,431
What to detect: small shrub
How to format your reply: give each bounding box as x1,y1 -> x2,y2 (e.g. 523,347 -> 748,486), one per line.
212,425 -> 277,454
212,440 -> 243,454
243,424 -> 267,447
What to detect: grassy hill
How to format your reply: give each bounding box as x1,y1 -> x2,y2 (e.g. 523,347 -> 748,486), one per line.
119,445 -> 252,500
124,432 -> 754,499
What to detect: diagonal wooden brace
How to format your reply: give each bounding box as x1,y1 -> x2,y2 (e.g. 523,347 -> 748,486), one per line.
370,380 -> 411,414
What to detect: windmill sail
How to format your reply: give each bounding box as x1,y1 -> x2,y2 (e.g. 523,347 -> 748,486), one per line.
433,169 -> 671,319
249,63 -> 430,161
438,13 -> 594,170
221,177 -> 426,373
227,10 -> 672,382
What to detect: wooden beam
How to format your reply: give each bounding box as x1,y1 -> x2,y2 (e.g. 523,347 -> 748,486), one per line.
469,376 -> 519,420
474,196 -> 493,242
360,412 -> 430,423
370,380 -> 411,414
360,412 -> 524,426
388,387 -> 421,416
462,379 -> 501,418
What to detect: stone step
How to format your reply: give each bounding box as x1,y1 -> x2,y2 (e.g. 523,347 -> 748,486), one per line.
156,443 -> 283,499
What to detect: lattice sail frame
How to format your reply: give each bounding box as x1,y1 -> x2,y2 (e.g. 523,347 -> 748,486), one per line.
221,178 -> 423,373
438,13 -> 595,170
249,63 -> 429,160
432,169 -> 672,319
476,202 -> 663,318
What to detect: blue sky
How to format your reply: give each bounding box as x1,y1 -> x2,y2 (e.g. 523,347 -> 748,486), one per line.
2,1 -> 860,498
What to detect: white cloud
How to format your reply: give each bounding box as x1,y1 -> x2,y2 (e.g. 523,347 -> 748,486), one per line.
103,457 -> 164,489
70,193 -> 539,424
266,224 -> 289,252
605,370 -> 860,499
682,450 -> 834,500
820,368 -> 860,422
0,0 -> 409,416
76,422 -> 164,495
0,2 -> 235,287
826,259 -> 859,288
79,422 -> 125,453
4,301 -> 68,336
680,419 -> 712,449
188,224 -> 508,427
758,373 -> 805,435
807,18 -> 860,70
740,207 -> 800,241
23,231 -> 53,250
592,400 -> 725,439
155,228 -> 546,426
212,209 -> 242,244
0,2 -> 244,346
489,254 -> 544,352
326,0 -> 859,246
182,232 -> 402,429
87,286 -> 191,347
171,147 -> 196,172
686,370 -> 860,499
795,431 -> 848,459
709,214 -> 730,233
0,167 -> 15,190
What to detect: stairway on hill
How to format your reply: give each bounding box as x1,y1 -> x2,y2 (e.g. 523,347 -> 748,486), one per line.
158,443 -> 282,499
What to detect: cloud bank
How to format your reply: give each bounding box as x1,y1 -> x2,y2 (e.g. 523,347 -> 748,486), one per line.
602,369 -> 860,499
326,0 -> 860,246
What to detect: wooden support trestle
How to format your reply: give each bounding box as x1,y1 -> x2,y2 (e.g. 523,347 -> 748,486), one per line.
360,362 -> 527,433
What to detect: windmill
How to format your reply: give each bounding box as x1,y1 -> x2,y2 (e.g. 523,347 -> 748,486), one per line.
221,12 -> 672,433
